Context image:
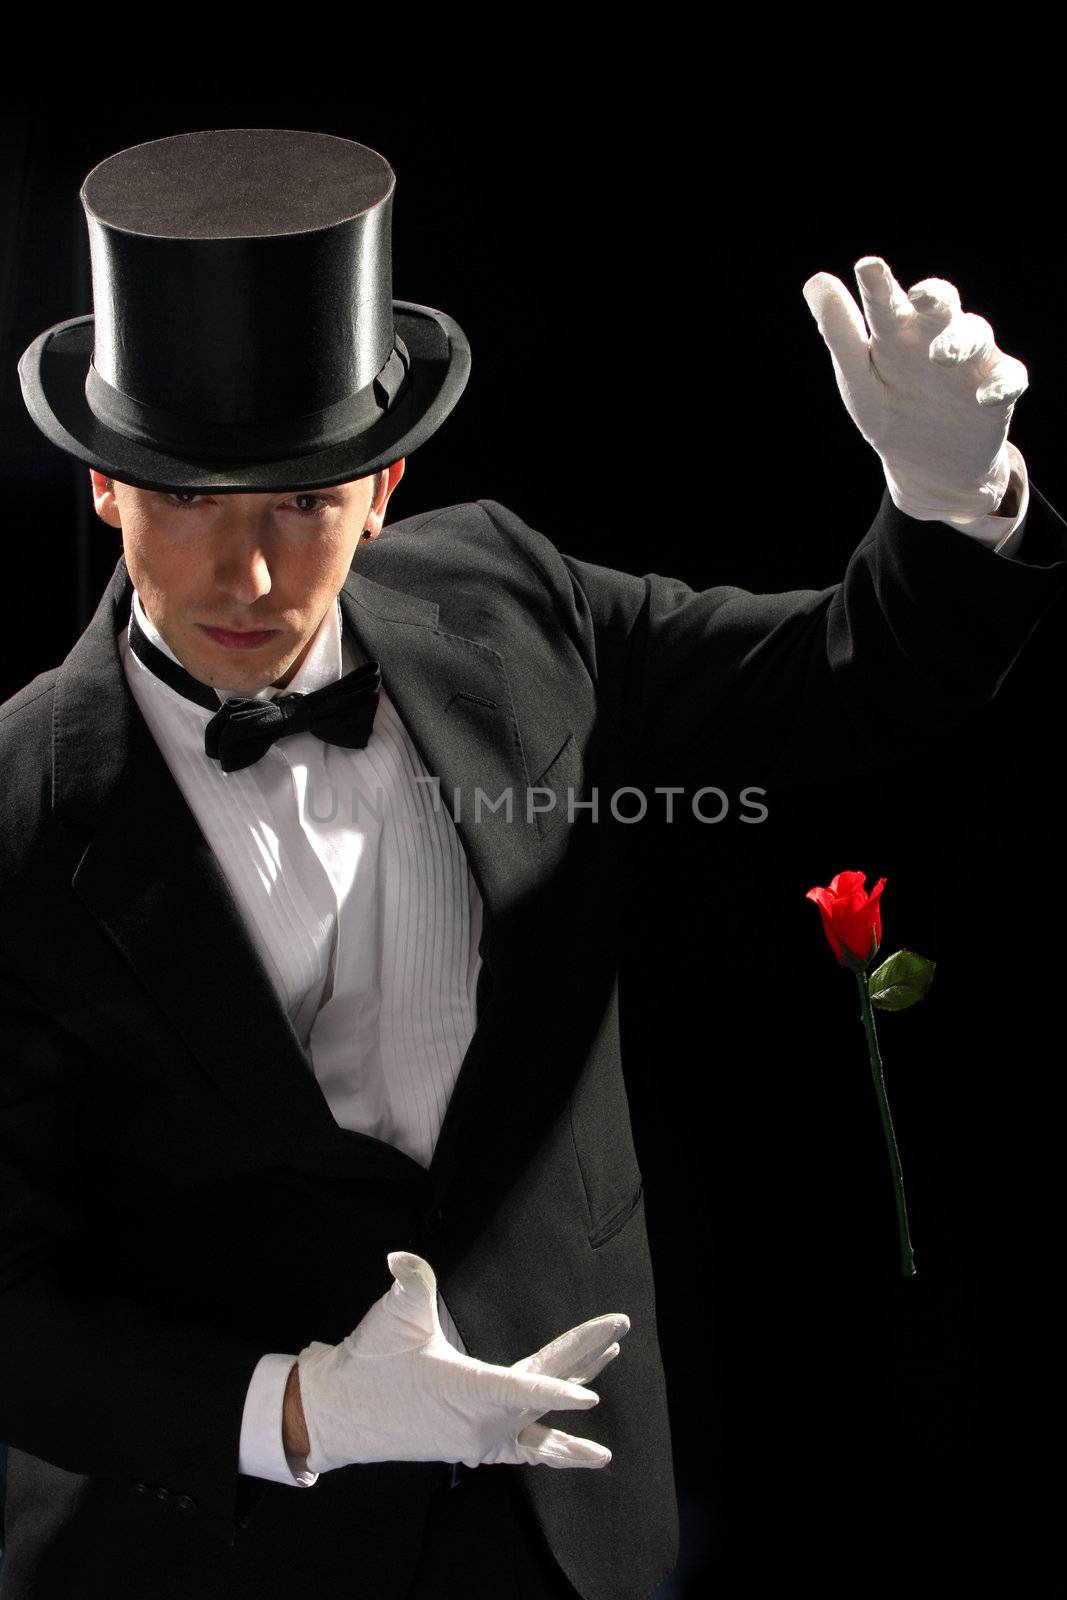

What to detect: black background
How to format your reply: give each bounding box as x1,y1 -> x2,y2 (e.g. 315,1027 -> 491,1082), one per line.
1,87 -> 1062,1593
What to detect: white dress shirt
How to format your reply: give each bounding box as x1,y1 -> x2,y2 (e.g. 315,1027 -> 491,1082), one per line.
115,461 -> 1030,1489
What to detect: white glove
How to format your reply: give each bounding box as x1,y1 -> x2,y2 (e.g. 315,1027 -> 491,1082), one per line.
297,1250 -> 630,1474
802,256 -> 1029,524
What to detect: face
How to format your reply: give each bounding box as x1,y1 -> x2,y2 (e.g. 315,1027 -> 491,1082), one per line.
90,462 -> 405,692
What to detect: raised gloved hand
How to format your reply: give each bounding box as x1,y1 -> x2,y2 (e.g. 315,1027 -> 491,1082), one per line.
297,1250 -> 629,1474
802,256 -> 1028,524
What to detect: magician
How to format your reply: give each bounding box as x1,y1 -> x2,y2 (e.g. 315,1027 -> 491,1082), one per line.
1,127 -> 1066,1599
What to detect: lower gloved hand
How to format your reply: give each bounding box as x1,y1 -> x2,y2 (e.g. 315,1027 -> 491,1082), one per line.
297,1250 -> 629,1474
802,256 -> 1029,524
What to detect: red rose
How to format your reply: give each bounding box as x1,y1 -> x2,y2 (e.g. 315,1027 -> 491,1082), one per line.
805,870 -> 885,972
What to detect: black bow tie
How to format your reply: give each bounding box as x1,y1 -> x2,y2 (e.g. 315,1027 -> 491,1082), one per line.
127,604 -> 381,773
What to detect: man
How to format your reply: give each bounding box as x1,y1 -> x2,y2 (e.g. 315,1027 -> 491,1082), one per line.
1,127 -> 1066,1600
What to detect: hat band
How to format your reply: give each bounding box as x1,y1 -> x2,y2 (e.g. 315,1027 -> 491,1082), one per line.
83,337 -> 411,465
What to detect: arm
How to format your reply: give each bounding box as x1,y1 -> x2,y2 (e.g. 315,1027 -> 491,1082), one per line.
0,948 -> 624,1517
238,1353 -> 316,1487
0,954 -> 270,1543
549,249 -> 1067,793
546,468 -> 1067,798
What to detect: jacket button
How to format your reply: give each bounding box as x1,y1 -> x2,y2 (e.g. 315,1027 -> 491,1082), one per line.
175,1494 -> 196,1513
152,1485 -> 170,1502
424,1205 -> 444,1236
133,1481 -> 148,1494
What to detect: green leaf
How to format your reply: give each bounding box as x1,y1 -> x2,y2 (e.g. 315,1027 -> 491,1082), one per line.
868,949 -> 936,1012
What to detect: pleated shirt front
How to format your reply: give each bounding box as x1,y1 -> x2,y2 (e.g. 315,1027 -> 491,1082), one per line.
119,587 -> 484,1173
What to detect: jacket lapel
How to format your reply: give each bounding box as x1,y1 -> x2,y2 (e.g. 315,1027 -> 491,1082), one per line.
58,549 -> 552,1181
336,566 -> 544,935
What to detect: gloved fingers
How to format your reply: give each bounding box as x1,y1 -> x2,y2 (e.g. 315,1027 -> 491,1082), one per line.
567,1341 -> 622,1387
387,1249 -> 437,1288
492,1364 -> 600,1417
802,271 -> 872,390
929,311 -> 997,370
515,1422 -> 613,1469
930,314 -> 1029,406
976,352 -> 1029,407
510,1345 -> 619,1437
906,277 -> 962,333
854,256 -> 915,340
511,1313 -> 630,1381
514,1333 -> 624,1390
384,1251 -> 443,1335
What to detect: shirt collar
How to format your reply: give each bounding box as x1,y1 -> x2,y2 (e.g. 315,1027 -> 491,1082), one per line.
130,588 -> 345,702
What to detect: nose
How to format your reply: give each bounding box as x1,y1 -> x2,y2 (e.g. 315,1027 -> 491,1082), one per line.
212,522 -> 274,607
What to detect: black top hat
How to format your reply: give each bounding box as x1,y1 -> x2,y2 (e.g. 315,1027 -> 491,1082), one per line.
17,128 -> 471,492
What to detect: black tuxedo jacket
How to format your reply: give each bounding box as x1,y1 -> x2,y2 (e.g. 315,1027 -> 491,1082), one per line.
2,488 -> 1067,1600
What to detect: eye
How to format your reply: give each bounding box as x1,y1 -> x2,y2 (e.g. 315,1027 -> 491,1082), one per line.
290,493 -> 333,515
160,491 -> 334,514
164,491 -> 202,509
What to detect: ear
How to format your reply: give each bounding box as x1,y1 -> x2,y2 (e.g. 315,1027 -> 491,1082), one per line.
89,470 -> 122,529
363,458 -> 406,539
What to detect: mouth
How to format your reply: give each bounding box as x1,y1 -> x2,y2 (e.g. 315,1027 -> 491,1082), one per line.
199,625 -> 281,650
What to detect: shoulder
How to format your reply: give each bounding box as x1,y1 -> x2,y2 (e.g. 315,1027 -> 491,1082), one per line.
0,671 -> 59,875
363,499 -> 564,584
0,669 -> 57,748
363,498 -> 651,633
352,498 -> 570,628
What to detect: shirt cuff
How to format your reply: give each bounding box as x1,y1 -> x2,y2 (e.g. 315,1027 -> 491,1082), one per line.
937,441 -> 1030,558
239,1352 -> 319,1488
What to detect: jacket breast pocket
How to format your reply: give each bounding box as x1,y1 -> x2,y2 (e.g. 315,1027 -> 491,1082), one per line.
588,1177 -> 645,1249
530,731 -> 583,842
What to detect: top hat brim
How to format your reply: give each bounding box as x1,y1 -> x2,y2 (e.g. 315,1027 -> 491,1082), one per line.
18,301 -> 470,493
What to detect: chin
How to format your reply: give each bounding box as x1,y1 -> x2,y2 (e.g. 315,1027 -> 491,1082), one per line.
190,630 -> 305,694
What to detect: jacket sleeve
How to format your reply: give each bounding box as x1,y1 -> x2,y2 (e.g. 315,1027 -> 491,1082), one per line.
554,482 -> 1067,794
0,949 -> 269,1544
